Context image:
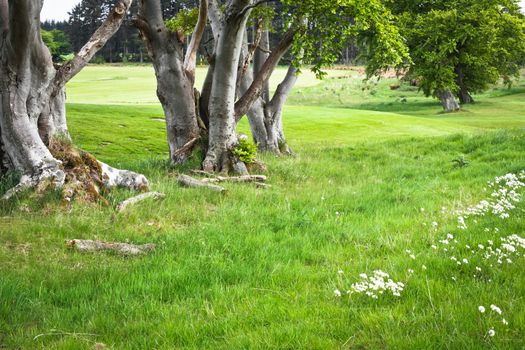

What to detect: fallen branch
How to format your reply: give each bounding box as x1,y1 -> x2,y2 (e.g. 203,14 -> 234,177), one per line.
190,169 -> 217,177
177,175 -> 226,192
201,175 -> 267,183
116,191 -> 165,212
67,239 -> 156,255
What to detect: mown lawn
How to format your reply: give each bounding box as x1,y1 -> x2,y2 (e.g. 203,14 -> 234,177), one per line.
0,66 -> 524,349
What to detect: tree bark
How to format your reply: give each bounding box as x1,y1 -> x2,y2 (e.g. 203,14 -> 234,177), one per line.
455,65 -> 474,104
135,0 -> 203,165
202,0 -> 252,174
238,28 -> 297,154
437,88 -> 460,113
0,0 -> 147,199
458,87 -> 474,104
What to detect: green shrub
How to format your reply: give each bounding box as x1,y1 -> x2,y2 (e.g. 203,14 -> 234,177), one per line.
233,138 -> 257,164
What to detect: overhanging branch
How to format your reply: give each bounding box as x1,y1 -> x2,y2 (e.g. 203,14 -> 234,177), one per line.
239,0 -> 274,17
184,0 -> 209,82
234,28 -> 296,119
53,0 -> 132,91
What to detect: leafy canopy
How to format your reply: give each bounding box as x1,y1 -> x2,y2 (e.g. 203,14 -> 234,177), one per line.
388,0 -> 525,97
278,0 -> 409,78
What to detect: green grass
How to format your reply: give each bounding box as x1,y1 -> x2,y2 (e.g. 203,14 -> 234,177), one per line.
1,66 -> 525,349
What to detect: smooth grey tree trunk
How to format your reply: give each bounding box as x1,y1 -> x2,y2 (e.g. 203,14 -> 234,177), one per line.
135,0 -> 206,165
437,88 -> 461,113
239,28 -> 297,154
0,0 -> 148,198
203,0 -> 252,174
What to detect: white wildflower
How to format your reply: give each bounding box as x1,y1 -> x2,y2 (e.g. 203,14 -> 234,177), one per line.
479,306 -> 486,313
490,304 -> 502,315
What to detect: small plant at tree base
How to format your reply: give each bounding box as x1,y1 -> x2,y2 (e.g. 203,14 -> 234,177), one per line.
452,155 -> 470,168
233,138 -> 257,164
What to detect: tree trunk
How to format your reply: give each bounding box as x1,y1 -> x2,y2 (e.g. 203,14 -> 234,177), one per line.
455,64 -> 474,104
437,88 -> 460,113
458,87 -> 474,104
135,0 -> 202,165
239,29 -> 297,154
263,64 -> 297,154
203,0 -> 252,174
0,0 -> 148,199
0,0 -> 66,191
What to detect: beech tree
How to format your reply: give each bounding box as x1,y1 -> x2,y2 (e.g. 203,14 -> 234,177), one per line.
133,0 -> 407,173
201,0 -> 408,172
388,0 -> 525,112
0,0 -> 147,199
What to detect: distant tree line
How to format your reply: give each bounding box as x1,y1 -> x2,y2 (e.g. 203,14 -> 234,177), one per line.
42,0 -> 361,64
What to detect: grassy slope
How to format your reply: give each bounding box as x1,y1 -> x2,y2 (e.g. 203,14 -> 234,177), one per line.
1,66 -> 525,349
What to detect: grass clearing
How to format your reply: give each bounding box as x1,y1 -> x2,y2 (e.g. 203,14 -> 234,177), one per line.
1,66 -> 524,349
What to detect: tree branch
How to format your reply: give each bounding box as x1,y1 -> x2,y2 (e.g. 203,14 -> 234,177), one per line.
234,28 -> 296,119
184,0 -> 208,82
208,0 -> 223,39
239,0 -> 274,17
239,18 -> 263,84
53,0 -> 132,90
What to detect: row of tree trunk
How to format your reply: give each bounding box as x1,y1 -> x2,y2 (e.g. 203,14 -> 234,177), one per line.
0,0 -> 298,198
135,0 -> 297,174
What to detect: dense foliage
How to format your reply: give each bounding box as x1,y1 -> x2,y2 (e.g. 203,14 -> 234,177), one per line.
40,29 -> 73,62
281,0 -> 409,77
388,0 -> 525,102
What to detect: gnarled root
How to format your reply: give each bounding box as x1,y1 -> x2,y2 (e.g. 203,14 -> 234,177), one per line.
99,162 -> 149,191
202,149 -> 249,175
1,138 -> 150,204
1,160 -> 65,200
177,174 -> 226,192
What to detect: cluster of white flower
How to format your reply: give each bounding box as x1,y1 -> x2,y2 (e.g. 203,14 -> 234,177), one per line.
432,233 -> 525,271
457,171 -> 525,229
480,234 -> 525,265
478,304 -> 508,338
348,270 -> 405,299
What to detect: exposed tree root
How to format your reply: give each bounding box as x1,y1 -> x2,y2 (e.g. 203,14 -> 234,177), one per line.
177,174 -> 226,192
2,139 -> 149,204
187,173 -> 270,189
201,175 -> 267,183
1,161 -> 65,200
67,239 -> 156,255
171,137 -> 201,165
202,149 -> 249,176
116,192 -> 165,212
